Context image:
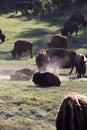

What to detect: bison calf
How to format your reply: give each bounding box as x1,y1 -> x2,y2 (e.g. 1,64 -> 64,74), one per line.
11,40 -> 33,59
32,72 -> 61,87
56,92 -> 87,130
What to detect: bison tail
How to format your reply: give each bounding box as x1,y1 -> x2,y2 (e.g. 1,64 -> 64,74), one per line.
56,98 -> 74,130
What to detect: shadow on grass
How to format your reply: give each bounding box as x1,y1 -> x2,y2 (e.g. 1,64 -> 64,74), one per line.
15,28 -> 57,39
0,50 -> 34,61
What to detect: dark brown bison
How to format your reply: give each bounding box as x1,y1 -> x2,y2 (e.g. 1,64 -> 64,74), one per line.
0,29 -> 5,43
70,13 -> 87,26
36,48 -> 77,73
74,54 -> 87,77
61,21 -> 79,36
32,72 -> 61,87
16,0 -> 39,14
47,35 -> 69,49
11,40 -> 33,59
56,92 -> 87,130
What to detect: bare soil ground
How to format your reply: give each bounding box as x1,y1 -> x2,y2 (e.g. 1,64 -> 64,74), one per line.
0,68 -> 87,81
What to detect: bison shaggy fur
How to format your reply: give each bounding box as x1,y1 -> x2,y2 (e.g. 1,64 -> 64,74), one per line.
11,40 -> 33,59
32,72 -> 61,87
56,92 -> 87,130
47,35 -> 69,49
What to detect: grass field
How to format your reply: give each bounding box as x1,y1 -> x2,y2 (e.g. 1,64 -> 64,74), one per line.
0,5 -> 87,130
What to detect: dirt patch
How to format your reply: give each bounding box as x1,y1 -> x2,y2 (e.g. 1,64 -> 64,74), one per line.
0,69 -> 87,81
0,69 -> 16,80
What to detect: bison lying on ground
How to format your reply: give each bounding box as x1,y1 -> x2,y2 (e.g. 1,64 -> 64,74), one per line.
10,68 -> 34,81
0,29 -> 5,43
32,72 -> 61,87
10,72 -> 30,81
56,92 -> 87,130
70,13 -> 87,26
61,21 -> 79,36
36,48 -> 77,73
11,40 -> 33,59
16,68 -> 34,77
47,35 -> 69,49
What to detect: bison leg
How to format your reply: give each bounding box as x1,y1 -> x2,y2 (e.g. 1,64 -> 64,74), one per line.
29,50 -> 33,58
69,66 -> 74,74
1,35 -> 5,42
76,29 -> 78,36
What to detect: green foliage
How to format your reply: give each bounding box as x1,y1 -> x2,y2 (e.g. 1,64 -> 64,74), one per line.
33,0 -> 53,15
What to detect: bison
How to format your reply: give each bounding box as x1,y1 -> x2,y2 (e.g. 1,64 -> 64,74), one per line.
10,72 -> 30,81
11,40 -> 33,59
47,35 -> 69,49
36,48 -> 77,73
0,29 -> 5,43
16,0 -> 39,14
70,13 -> 87,26
32,71 -> 61,87
61,21 -> 79,36
36,49 -> 50,72
16,68 -> 34,77
75,54 -> 87,77
56,92 -> 87,130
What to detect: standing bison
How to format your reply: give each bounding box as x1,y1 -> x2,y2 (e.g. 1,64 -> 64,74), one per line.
70,13 -> 87,26
56,92 -> 87,130
16,0 -> 39,14
32,71 -> 61,87
75,54 -> 87,77
36,48 -> 77,73
11,40 -> 33,59
61,21 -> 79,36
36,49 -> 50,72
47,35 -> 69,49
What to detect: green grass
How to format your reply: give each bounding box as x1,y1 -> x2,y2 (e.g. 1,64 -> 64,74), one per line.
0,6 -> 87,130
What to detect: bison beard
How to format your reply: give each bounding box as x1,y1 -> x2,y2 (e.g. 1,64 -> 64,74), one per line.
56,92 -> 87,130
32,72 -> 61,87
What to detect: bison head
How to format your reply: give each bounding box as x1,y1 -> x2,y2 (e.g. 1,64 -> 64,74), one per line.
61,29 -> 68,36
11,50 -> 16,59
0,34 -> 5,43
